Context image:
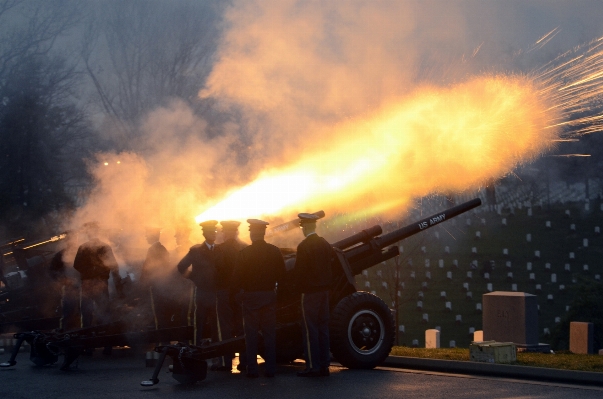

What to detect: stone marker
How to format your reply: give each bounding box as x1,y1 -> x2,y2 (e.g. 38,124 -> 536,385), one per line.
434,231 -> 440,239
399,325 -> 405,333
566,305 -> 570,311
583,238 -> 589,247
425,329 -> 440,348
507,272 -> 513,280
450,340 -> 456,348
410,271 -> 416,279
467,271 -> 473,279
502,218 -> 507,226
529,273 -> 535,281
570,223 -> 576,231
569,252 -> 575,259
481,218 -> 486,225
546,221 -> 551,228
453,259 -> 458,268
535,284 -> 542,293
364,281 -> 370,288
473,330 -> 484,342
445,302 -> 452,311
472,247 -> 477,253
487,283 -> 493,292
422,282 -> 428,290
439,259 -> 444,268
466,218 -> 471,226
466,291 -> 473,300
475,231 -> 481,239
547,294 -> 554,302
596,275 -> 601,281
471,260 -> 478,269
422,313 -> 429,323
362,270 -> 368,277
425,258 -> 430,267
447,271 -> 452,280
543,328 -> 550,335
583,264 -> 589,271
482,291 -> 549,352
421,246 -> 427,254
397,290 -> 402,297
476,303 -> 482,312
559,284 -> 565,291
445,246 -> 450,253
526,233 -> 531,242
417,301 -> 423,310
551,274 -> 557,283
463,282 -> 469,291
570,322 -> 594,354
511,284 -> 517,291
585,202 -> 590,211
377,270 -> 383,277
418,291 -> 424,299
412,339 -> 419,347
440,291 -> 446,299
595,226 -> 601,235
555,317 -> 561,323
546,263 -> 552,271
484,272 -> 490,280
565,209 -> 571,217
382,281 -> 388,288
564,264 -> 571,272
526,262 -> 532,271
505,261 -> 512,268
426,271 -> 431,280
456,314 -> 462,323
503,248 -> 508,256
534,250 -> 541,259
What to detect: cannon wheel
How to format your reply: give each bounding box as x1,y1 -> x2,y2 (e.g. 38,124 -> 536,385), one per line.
330,291 -> 394,369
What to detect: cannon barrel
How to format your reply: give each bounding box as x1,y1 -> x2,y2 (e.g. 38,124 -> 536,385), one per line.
344,198 -> 482,274
332,225 -> 382,250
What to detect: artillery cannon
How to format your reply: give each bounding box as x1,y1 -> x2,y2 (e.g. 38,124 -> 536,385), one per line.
140,198 -> 482,386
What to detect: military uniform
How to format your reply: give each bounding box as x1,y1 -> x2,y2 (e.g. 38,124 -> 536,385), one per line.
295,213 -> 335,377
73,238 -> 121,327
140,240 -> 173,329
231,219 -> 286,378
177,221 -> 219,345
49,248 -> 80,330
213,221 -> 247,370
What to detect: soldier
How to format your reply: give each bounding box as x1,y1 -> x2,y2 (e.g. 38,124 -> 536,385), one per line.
212,220 -> 247,371
295,213 -> 335,377
73,222 -> 122,329
173,225 -> 195,327
140,227 -> 172,330
49,231 -> 80,331
231,219 -> 286,378
177,220 -> 218,345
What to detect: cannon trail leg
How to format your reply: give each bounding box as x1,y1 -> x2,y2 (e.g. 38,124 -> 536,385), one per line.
60,347 -> 81,371
0,336 -> 25,367
141,347 -> 169,386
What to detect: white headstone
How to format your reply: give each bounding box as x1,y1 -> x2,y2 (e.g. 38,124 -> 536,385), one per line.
466,291 -> 473,299
463,282 -> 469,291
422,313 -> 429,322
476,303 -> 482,311
425,259 -> 430,267
555,317 -> 561,323
418,291 -> 424,299
529,273 -> 535,281
565,209 -> 571,217
471,260 -> 478,269
505,261 -> 512,268
399,325 -> 405,333
425,329 -> 440,349
445,301 -> 452,311
467,271 -> 472,279
471,247 -> 477,253
452,259 -> 458,267
569,252 -> 575,259
526,233 -> 532,242
503,248 -> 509,256
546,263 -> 552,270
469,327 -> 475,334
364,281 -> 370,288
570,224 -> 576,231
440,291 -> 446,299
438,259 -> 444,268
502,218 -> 507,226
551,274 -> 557,283
434,232 -> 440,239
566,306 -> 571,312
410,271 -> 416,279
536,284 -> 542,292
371,290 -> 376,295
417,301 -> 423,309
583,264 -> 589,271
449,340 -> 456,348
527,262 -> 532,271
527,208 -> 533,216
596,226 -> 601,234
446,271 -> 452,280
362,270 -> 368,277
585,202 -> 590,211
466,218 -> 471,226
422,282 -> 428,289
481,218 -> 486,225
421,246 -> 427,253
484,273 -> 490,280
382,281 -> 388,288
511,284 -> 517,291
445,246 -> 450,253
412,339 -> 419,347
397,290 -> 402,297
559,284 -> 565,291
507,272 -> 513,280
583,238 -> 589,247
377,270 -> 383,277
475,231 -> 481,239
426,271 -> 431,280
546,221 -> 551,228
547,294 -> 554,301
534,250 -> 541,259
596,275 -> 601,281
487,283 -> 493,292
544,328 -> 550,335
456,314 -> 462,322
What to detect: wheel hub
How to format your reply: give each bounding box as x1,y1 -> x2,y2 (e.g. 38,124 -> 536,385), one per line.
347,309 -> 385,355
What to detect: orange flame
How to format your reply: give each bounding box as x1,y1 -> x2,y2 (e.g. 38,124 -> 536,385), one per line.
195,74 -> 559,223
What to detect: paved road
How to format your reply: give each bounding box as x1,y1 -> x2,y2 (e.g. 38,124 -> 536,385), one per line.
1,349 -> 602,399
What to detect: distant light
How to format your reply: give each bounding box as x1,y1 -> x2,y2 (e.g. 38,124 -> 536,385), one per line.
104,162 -> 109,166
117,161 -> 121,164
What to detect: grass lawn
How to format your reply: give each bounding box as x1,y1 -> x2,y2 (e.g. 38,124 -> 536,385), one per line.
390,347 -> 603,372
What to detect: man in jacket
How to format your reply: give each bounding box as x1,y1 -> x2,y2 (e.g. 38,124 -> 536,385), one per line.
231,219 -> 286,378
295,213 -> 334,377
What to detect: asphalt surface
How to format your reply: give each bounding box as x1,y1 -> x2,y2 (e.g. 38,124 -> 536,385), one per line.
1,349 -> 602,399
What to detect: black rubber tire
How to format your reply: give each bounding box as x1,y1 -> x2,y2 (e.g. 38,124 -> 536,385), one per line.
330,291 -> 395,369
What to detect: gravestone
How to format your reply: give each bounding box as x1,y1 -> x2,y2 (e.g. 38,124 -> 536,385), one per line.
534,250 -> 540,259
425,259 -> 430,267
417,301 -> 423,310
551,274 -> 557,283
570,224 -> 576,231
456,314 -> 462,323
466,291 -> 473,300
511,284 -> 517,291
410,271 -> 416,279
439,259 -> 444,268
422,313 -> 429,323
472,247 -> 477,253
570,322 -> 594,354
362,270 -> 368,277
569,252 -> 575,259
418,291 -> 424,299
484,273 -> 490,280
507,272 -> 513,280
487,283 -> 493,292
399,325 -> 405,333
546,263 -> 552,271
426,271 -> 432,280
505,261 -> 512,268
526,234 -> 532,242
535,284 -> 542,293
425,329 -> 440,348
446,271 -> 452,280
364,281 -> 370,288
583,264 -> 589,271
595,226 -> 600,235
529,273 -> 535,281
503,248 -> 509,256
445,246 -> 450,253
467,271 -> 473,280
382,281 -> 388,288
475,231 -> 481,239
463,282 -> 469,291
421,246 -> 427,254
440,291 -> 446,299
412,339 -> 419,347
527,262 -> 532,271
559,284 -> 565,291
445,301 -> 452,311
583,238 -> 589,247
449,340 -> 456,348
476,303 -> 482,312
482,291 -> 549,352
546,221 -> 551,228
564,264 -> 570,272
